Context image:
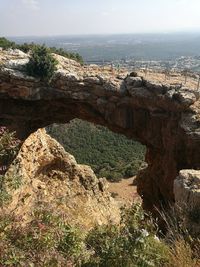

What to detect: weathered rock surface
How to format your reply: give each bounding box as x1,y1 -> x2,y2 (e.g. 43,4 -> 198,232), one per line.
2,129 -> 120,229
1,49 -> 200,211
174,170 -> 200,235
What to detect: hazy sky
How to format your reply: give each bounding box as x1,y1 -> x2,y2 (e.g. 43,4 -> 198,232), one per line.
1,0 -> 200,36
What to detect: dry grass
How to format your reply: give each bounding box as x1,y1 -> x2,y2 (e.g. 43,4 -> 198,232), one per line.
138,69 -> 199,90
165,239 -> 200,267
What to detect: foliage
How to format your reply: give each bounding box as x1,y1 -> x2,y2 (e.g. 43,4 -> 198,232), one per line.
0,208 -> 88,266
0,201 -> 199,266
0,128 -> 21,207
0,37 -> 84,64
57,225 -> 86,260
0,37 -> 16,49
50,46 -> 84,64
85,203 -> 169,267
47,119 -> 146,182
26,45 -> 58,81
0,181 -> 11,207
0,126 -> 20,168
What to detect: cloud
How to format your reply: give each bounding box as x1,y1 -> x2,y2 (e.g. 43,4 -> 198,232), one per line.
101,11 -> 110,17
21,0 -> 40,10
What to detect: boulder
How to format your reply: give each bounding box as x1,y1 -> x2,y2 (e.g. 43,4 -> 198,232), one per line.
174,169 -> 200,235
3,129 -> 120,229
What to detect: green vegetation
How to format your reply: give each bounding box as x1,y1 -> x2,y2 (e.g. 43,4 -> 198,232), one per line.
0,127 -> 20,167
26,45 -> 58,81
0,127 -> 21,207
47,119 -> 146,182
0,37 -> 83,64
0,129 -> 199,266
84,204 -> 169,267
0,203 -> 199,266
0,209 -> 87,266
50,46 -> 83,64
0,37 -> 16,49
0,37 -> 83,80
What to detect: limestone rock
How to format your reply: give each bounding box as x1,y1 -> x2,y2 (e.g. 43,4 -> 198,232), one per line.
3,129 -> 120,229
125,76 -> 143,88
6,48 -> 27,57
5,58 -> 29,71
1,48 -> 200,212
174,170 -> 200,235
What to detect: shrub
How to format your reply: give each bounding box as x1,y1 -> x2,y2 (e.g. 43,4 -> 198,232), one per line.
0,127 -> 20,207
49,46 -> 84,64
26,45 -> 58,81
85,203 -> 170,267
0,127 -> 20,168
0,37 -> 84,64
0,208 -> 88,266
0,37 -> 16,49
58,225 -> 86,261
0,202 -> 200,266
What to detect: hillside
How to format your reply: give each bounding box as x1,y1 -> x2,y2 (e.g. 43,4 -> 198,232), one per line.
47,119 -> 146,182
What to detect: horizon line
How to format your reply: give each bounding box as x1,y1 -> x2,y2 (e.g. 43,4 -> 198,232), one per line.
4,30 -> 200,39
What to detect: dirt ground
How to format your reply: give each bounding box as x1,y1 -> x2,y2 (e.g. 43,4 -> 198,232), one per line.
108,176 -> 141,206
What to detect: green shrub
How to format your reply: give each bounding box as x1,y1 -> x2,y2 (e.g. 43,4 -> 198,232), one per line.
50,47 -> 84,64
58,224 -> 86,261
0,37 -> 84,64
0,186 -> 11,207
0,37 -> 16,49
0,203 -> 200,266
85,203 -> 170,267
0,127 -> 20,167
26,45 -> 58,81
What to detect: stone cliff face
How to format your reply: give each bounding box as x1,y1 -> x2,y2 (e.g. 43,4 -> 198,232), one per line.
3,128 -> 120,229
1,49 -> 200,211
174,170 -> 200,235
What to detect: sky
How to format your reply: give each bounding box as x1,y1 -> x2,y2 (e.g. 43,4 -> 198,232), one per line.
0,0 -> 200,36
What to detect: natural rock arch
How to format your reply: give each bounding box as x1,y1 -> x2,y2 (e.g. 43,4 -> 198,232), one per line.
1,50 -> 200,211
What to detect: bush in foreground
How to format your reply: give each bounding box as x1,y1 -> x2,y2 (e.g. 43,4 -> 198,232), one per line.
26,45 -> 58,81
0,201 -> 200,266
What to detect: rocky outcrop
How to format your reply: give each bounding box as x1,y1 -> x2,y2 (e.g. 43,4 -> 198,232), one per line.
1,49 -> 200,211
2,129 -> 120,229
174,170 -> 200,235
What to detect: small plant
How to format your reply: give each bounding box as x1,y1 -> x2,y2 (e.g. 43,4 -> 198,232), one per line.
6,173 -> 22,191
0,127 -> 20,169
58,225 -> 86,260
0,187 -> 11,207
26,45 -> 58,81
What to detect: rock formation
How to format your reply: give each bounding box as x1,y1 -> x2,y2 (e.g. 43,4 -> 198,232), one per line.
2,128 -> 120,229
174,170 -> 200,235
1,49 -> 200,211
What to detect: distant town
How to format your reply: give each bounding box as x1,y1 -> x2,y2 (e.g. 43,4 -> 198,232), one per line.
86,55 -> 200,75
